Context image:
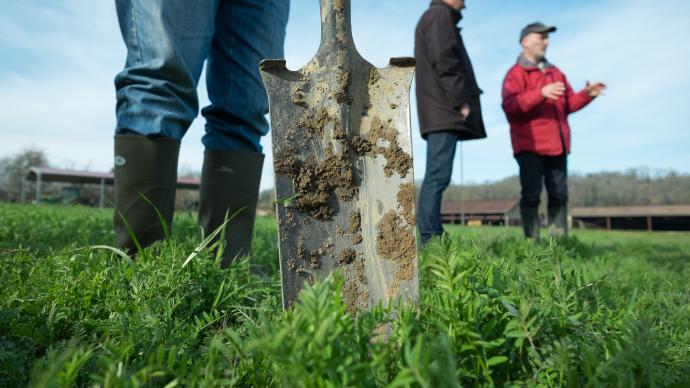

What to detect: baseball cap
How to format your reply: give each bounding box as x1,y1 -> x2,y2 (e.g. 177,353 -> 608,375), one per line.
520,22 -> 557,42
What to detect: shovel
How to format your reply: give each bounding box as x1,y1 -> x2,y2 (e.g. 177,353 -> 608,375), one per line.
260,0 -> 418,313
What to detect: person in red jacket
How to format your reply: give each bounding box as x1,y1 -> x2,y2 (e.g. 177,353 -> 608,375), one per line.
501,22 -> 605,240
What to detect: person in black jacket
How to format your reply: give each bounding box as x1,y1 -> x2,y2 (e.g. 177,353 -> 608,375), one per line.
415,0 -> 486,244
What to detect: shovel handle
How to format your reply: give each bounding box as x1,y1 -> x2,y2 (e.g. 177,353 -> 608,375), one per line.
316,0 -> 355,56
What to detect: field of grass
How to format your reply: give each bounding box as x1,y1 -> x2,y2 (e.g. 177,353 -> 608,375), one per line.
1,203 -> 689,387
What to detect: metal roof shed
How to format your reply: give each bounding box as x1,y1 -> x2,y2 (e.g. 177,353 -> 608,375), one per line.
24,167 -> 200,207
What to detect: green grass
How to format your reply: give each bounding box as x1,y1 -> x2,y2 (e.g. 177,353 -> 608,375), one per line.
1,203 -> 689,387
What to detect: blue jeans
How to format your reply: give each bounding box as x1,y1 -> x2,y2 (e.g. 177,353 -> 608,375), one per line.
417,131 -> 462,244
114,0 -> 289,152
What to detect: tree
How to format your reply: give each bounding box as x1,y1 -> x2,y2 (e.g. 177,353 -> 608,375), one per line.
0,148 -> 49,202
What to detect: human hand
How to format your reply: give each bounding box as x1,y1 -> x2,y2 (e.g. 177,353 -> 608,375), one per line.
460,103 -> 470,120
586,81 -> 606,97
541,82 -> 566,100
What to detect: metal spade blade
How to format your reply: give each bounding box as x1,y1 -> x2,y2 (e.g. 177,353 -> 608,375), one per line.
260,0 -> 418,313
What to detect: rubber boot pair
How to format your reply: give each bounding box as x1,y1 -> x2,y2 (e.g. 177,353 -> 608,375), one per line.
113,134 -> 263,267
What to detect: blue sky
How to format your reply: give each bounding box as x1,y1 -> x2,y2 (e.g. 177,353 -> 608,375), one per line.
1,0 -> 689,190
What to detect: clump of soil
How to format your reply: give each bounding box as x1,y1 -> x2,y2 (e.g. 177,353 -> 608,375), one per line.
369,68 -> 380,86
296,107 -> 332,138
275,147 -> 358,221
376,210 -> 415,263
292,86 -> 307,108
351,135 -> 372,155
310,251 -> 320,269
397,183 -> 416,227
296,237 -> 306,260
379,142 -> 412,178
334,70 -> 352,104
343,257 -> 369,315
376,210 -> 416,297
390,255 -> 414,297
338,249 -> 356,265
350,211 -> 362,244
367,118 -> 412,178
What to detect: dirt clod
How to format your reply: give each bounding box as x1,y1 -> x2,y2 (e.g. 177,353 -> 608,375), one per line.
339,249 -> 357,265
397,183 -> 416,227
334,70 -> 352,104
350,211 -> 362,244
376,210 -> 416,297
275,147 -> 358,221
369,68 -> 380,86
351,136 -> 373,155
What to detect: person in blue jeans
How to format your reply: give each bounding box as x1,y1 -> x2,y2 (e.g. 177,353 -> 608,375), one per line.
414,0 -> 486,244
113,0 -> 289,267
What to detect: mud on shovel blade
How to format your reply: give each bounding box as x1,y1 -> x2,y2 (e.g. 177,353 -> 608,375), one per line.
260,0 -> 418,313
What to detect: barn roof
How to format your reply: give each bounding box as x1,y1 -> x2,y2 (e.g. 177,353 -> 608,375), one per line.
25,167 -> 200,190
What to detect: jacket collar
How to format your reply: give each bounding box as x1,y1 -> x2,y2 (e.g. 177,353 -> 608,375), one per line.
430,0 -> 462,24
517,53 -> 554,72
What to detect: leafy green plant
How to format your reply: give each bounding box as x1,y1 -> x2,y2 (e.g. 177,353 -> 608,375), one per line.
0,203 -> 688,386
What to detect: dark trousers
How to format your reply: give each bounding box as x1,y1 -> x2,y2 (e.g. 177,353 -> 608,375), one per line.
515,151 -> 568,216
418,131 -> 461,243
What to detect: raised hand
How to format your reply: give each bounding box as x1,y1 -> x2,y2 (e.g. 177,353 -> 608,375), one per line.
586,81 -> 607,97
541,82 -> 566,100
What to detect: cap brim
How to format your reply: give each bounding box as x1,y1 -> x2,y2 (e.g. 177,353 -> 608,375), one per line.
536,26 -> 557,34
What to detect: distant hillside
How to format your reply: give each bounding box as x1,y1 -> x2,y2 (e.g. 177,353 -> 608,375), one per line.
258,169 -> 690,212
443,169 -> 690,207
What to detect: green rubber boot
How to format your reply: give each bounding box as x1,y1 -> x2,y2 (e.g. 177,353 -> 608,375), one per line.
198,150 -> 264,268
113,134 -> 180,253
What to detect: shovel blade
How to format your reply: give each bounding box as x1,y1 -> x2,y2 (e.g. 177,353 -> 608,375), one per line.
260,0 -> 418,313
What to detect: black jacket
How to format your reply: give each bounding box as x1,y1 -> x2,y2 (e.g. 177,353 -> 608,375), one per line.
414,0 -> 486,140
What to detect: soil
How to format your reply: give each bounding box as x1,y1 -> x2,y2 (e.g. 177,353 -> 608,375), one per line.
342,257 -> 370,316
292,89 -> 307,108
376,210 -> 415,263
351,135 -> 372,155
369,68 -> 380,87
296,107 -> 332,138
296,237 -> 306,260
397,183 -> 416,227
367,118 -> 412,178
376,210 -> 416,297
338,249 -> 356,265
274,147 -> 358,221
310,251 -> 320,269
349,211 -> 362,244
334,70 -> 352,104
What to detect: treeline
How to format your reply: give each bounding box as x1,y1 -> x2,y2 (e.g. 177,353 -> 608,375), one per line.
3,148 -> 689,209
443,169 -> 690,207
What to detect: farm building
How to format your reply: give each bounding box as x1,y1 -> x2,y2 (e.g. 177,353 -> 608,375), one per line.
441,199 -> 521,226
23,167 -> 200,208
572,205 -> 690,231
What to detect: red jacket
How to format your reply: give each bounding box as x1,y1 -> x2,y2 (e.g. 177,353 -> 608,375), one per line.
501,58 -> 593,156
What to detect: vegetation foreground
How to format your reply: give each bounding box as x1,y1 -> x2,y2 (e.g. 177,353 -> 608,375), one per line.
1,203 -> 689,387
